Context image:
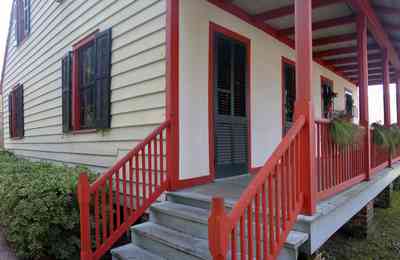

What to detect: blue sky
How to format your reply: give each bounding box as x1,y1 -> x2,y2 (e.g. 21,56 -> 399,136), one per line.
0,0 -> 395,124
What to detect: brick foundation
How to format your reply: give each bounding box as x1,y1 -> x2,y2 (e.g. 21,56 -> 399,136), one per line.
374,183 -> 393,209
393,177 -> 400,192
342,200 -> 374,238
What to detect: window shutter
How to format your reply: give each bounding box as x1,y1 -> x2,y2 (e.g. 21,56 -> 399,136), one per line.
14,0 -> 21,45
15,85 -> 24,138
62,52 -> 73,133
94,28 -> 112,129
8,94 -> 13,138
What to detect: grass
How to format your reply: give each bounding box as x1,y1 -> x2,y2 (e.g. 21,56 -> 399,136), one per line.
320,190 -> 400,260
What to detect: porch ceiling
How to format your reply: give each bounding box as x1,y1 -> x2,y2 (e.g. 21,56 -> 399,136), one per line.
225,0 -> 400,86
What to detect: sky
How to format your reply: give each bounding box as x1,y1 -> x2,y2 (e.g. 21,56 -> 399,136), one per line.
0,0 -> 396,124
0,0 -> 12,77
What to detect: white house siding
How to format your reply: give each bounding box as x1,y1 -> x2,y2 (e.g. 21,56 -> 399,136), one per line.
2,0 -> 167,171
179,0 -> 359,180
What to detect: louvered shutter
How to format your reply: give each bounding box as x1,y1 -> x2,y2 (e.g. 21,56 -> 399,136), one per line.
8,94 -> 13,138
62,52 -> 73,132
94,28 -> 112,129
14,0 -> 21,45
15,85 -> 24,138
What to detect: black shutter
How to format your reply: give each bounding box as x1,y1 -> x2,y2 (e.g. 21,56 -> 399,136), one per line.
14,0 -> 20,45
8,93 -> 13,138
94,28 -> 112,129
62,52 -> 73,133
15,85 -> 24,138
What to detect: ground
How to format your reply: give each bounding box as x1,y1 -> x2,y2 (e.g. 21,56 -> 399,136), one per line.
320,190 -> 400,260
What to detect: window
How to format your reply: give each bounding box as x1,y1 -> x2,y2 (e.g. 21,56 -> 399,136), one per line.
62,29 -> 112,133
8,84 -> 24,139
282,58 -> 296,135
321,77 -> 336,119
15,0 -> 31,45
345,89 -> 354,116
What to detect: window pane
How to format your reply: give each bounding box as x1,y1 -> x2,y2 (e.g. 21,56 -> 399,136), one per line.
78,42 -> 96,129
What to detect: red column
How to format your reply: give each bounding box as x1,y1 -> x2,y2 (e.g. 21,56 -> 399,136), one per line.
294,0 -> 316,215
357,15 -> 371,179
383,49 -> 391,127
397,76 -> 400,127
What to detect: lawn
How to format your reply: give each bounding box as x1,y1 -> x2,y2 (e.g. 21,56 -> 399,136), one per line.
320,189 -> 400,260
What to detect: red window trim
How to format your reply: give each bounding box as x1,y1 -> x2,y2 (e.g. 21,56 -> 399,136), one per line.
71,31 -> 98,131
320,76 -> 334,118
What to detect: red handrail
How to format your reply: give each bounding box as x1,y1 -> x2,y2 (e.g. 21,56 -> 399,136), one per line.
78,120 -> 171,260
208,116 -> 306,260
315,120 -> 367,200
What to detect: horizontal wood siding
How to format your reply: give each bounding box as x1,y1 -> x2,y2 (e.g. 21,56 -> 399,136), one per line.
2,0 -> 167,170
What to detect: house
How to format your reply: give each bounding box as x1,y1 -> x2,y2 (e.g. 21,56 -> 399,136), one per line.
2,0 -> 400,260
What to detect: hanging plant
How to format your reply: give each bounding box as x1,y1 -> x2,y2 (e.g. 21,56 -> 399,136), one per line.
329,117 -> 364,146
372,123 -> 400,154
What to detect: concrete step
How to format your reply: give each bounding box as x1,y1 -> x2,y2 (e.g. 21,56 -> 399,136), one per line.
131,222 -> 211,260
278,231 -> 309,260
166,191 -> 235,211
150,201 -> 210,239
111,244 -> 166,260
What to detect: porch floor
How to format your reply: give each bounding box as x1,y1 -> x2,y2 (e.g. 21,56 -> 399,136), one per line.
180,174 -> 253,205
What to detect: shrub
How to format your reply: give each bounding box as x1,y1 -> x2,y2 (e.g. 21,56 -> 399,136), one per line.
0,152 -> 96,260
329,118 -> 364,146
371,123 -> 400,153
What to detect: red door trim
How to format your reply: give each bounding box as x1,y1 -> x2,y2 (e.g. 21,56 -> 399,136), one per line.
208,22 -> 252,180
281,57 -> 296,137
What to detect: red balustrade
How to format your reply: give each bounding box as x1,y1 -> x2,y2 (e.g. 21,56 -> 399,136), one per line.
315,120 -> 366,201
78,121 -> 170,260
370,129 -> 391,173
208,116 -> 305,260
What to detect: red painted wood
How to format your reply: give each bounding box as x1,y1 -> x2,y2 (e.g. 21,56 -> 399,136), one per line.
357,14 -> 372,180
278,15 -> 355,36
208,22 -> 252,181
348,0 -> 400,71
314,44 -> 379,59
294,0 -> 317,215
397,78 -> 400,128
313,33 -> 357,46
166,0 -> 180,190
78,173 -> 93,260
252,0 -> 346,21
383,49 -> 391,127
79,122 -> 170,260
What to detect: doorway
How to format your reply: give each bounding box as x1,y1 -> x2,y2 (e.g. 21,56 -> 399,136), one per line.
212,30 -> 250,179
282,58 -> 296,136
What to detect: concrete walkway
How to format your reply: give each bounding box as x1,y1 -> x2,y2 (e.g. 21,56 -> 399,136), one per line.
0,228 -> 18,260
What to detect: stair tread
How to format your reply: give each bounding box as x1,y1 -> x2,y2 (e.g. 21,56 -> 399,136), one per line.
151,201 -> 209,224
111,244 -> 166,260
284,230 -> 309,249
133,222 -> 210,259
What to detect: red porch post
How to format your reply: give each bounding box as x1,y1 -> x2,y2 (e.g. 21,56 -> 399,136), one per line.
397,76 -> 400,127
294,0 -> 316,215
383,49 -> 391,127
357,14 -> 371,179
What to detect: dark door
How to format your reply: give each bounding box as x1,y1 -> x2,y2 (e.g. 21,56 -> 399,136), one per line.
283,62 -> 296,135
214,33 -> 248,178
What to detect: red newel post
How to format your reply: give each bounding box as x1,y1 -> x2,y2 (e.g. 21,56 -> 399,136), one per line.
208,198 -> 228,260
357,14 -> 372,180
294,0 -> 317,215
78,173 -> 93,260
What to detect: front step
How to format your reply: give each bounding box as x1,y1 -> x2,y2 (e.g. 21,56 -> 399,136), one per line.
111,244 -> 165,260
132,222 -> 210,260
112,191 -> 309,260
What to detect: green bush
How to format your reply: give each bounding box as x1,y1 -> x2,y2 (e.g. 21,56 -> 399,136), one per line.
329,118 -> 364,146
0,152 -> 96,260
372,123 -> 400,153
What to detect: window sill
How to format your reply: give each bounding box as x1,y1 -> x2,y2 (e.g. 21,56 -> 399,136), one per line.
71,129 -> 97,135
10,137 -> 24,140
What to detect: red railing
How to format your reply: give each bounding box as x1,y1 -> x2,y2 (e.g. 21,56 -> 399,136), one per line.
78,120 -> 170,260
370,129 -> 390,173
208,116 -> 305,260
315,120 -> 366,201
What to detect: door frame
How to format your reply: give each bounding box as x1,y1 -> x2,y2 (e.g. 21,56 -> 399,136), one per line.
281,57 -> 296,137
208,22 -> 252,180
